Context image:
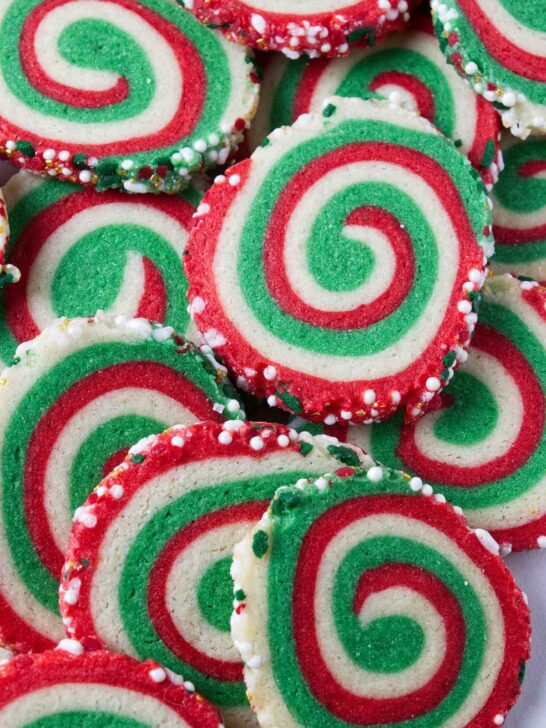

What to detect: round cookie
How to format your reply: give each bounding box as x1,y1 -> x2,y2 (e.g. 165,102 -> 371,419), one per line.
348,275 -> 546,552
491,137 -> 546,283
186,96 -> 493,425
431,0 -> 546,139
0,188 -> 18,287
0,644 -> 222,727
0,313 -> 244,654
61,420 -> 367,728
248,14 -> 502,187
232,465 -> 531,728
0,0 -> 259,194
0,171 -> 201,366
180,0 -> 418,59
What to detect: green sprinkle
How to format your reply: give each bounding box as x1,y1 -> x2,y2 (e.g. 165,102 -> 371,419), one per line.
481,138 -> 496,168
322,103 -> 337,118
260,137 -> 270,147
252,530 -> 269,558
131,454 -> 145,464
271,489 -> 301,517
347,26 -> 375,45
234,589 -> 246,602
519,662 -> 527,684
517,275 -> 535,282
294,421 -> 323,435
73,153 -> 89,169
327,444 -> 360,467
441,368 -> 451,381
454,139 -> 463,148
81,558 -> 90,568
15,141 -> 35,157
442,351 -> 457,368
9,356 -> 20,367
467,290 -> 481,312
278,391 -> 303,414
96,159 -> 118,176
154,156 -> 174,170
95,174 -> 120,192
298,441 -> 314,457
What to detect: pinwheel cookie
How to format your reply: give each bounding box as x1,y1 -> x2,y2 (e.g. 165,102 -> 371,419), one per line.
0,171 -> 201,365
232,465 -> 531,727
0,0 -> 259,193
0,645 -> 222,727
186,97 -> 493,425
0,314 -> 243,654
349,275 -> 546,552
61,420 -> 367,727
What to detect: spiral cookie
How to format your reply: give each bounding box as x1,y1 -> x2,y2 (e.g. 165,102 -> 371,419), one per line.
232,465 -> 531,728
349,275 -> 546,552
0,190 -> 18,287
491,137 -> 546,284
0,0 -> 259,194
0,314 -> 244,654
248,15 -> 501,186
432,0 -> 546,139
0,645 -> 222,727
180,0 -> 418,59
186,97 -> 493,425
0,172 -> 200,366
61,421 -> 366,727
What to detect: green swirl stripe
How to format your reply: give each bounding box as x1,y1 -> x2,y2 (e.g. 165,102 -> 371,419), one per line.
0,178 -> 198,364
496,0 -> 546,31
335,49 -> 455,139
267,473 -> 486,727
69,414 -> 164,513
2,338 -> 235,614
120,471 -> 310,706
27,713 -> 149,728
434,2 -> 545,104
1,0 -> 231,163
492,140 -> 546,267
367,298 -> 546,509
269,59 -> 307,131
239,118 -> 486,356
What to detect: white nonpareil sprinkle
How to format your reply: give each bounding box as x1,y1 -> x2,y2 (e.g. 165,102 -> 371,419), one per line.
474,528 -> 500,556
218,431 -> 233,445
56,639 -> 84,656
250,436 -> 265,451
171,436 -> 185,448
367,466 -> 383,482
149,668 -> 167,683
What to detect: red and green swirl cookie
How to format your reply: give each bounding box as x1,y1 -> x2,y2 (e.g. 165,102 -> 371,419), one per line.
180,0 -> 418,59
0,189 -> 18,287
0,645 -> 221,726
0,171 -> 201,366
61,420 -> 366,727
0,314 -> 244,655
248,14 -> 501,186
232,465 -> 531,727
0,0 -> 259,194
349,275 -> 546,552
491,137 -> 546,283
186,97 -> 493,425
432,0 -> 546,138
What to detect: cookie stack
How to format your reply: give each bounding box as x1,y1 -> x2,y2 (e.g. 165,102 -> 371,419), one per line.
0,0 -> 543,726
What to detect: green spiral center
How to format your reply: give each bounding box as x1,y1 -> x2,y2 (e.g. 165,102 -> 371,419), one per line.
197,556 -> 234,633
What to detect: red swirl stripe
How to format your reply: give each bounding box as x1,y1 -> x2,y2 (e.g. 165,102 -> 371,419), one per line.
24,362 -> 222,580
7,0 -> 207,154
4,191 -> 192,343
148,502 -> 267,682
292,494 -> 525,725
370,72 -> 435,120
397,325 -> 544,486
265,199 -> 415,330
456,0 -> 546,82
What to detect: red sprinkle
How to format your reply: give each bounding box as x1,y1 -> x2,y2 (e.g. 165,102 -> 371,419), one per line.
336,467 -> 355,478
138,166 -> 153,180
